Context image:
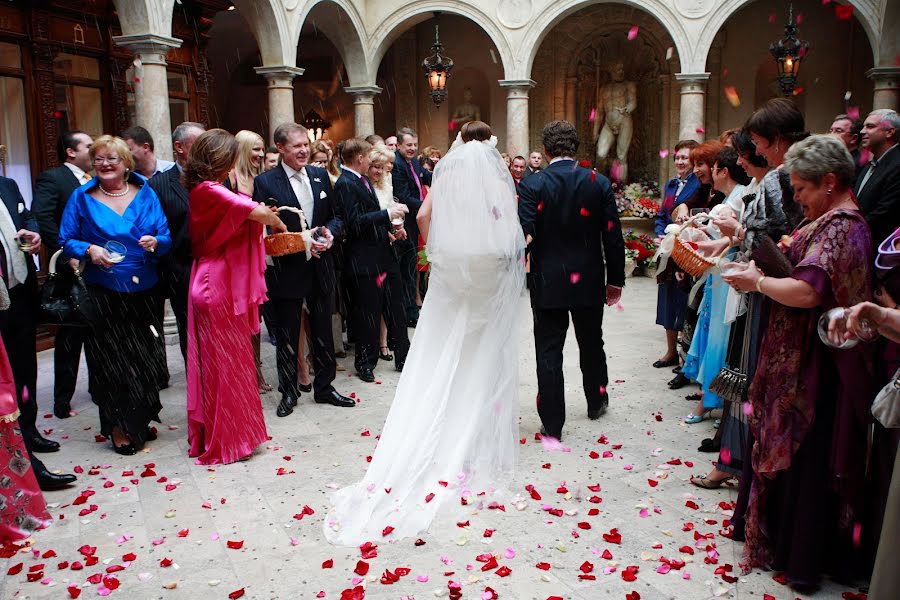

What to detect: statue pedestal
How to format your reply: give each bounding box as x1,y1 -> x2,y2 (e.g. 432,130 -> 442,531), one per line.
620,216 -> 655,237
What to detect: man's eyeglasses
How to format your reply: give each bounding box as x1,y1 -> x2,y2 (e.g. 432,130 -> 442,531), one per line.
93,156 -> 123,165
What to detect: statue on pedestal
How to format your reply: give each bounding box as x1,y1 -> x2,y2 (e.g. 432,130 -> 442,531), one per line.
593,61 -> 637,182
450,88 -> 481,130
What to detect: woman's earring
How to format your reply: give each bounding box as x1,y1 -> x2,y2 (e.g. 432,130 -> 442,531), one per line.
827,188 -> 833,195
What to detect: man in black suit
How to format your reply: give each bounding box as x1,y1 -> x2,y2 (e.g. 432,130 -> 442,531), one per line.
252,122 -> 354,417
0,175 -> 76,490
32,130 -> 94,419
334,138 -> 410,382
855,109 -> 900,248
522,150 -> 544,179
149,121 -> 206,363
391,127 -> 432,326
518,120 -> 626,441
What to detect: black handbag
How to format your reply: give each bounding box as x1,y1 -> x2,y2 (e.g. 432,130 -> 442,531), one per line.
40,249 -> 100,327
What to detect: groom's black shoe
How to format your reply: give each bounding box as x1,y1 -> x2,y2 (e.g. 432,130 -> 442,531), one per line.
276,395 -> 297,417
357,368 -> 375,383
588,394 -> 609,420
395,360 -> 405,372
315,390 -> 356,408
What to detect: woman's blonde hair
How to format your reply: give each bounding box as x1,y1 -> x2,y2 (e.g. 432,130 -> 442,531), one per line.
232,130 -> 264,194
183,129 -> 238,192
311,139 -> 331,162
89,135 -> 135,174
319,138 -> 341,178
368,143 -> 394,166
423,145 -> 443,159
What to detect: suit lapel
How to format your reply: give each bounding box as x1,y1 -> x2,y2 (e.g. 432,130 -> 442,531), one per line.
274,166 -> 301,209
168,167 -> 188,208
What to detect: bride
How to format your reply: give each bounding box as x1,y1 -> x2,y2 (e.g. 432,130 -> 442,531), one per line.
324,121 -> 526,545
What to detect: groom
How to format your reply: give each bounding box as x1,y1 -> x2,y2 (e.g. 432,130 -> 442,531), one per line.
518,120 -> 626,440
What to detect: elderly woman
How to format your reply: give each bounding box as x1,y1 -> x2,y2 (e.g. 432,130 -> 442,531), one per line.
368,143 -> 399,361
185,129 -> 286,465
723,135 -> 874,590
682,147 -> 749,423
58,135 -> 172,455
654,139 -> 699,369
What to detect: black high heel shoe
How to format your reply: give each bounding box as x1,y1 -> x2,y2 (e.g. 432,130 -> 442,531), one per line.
379,346 -> 394,361
113,441 -> 137,456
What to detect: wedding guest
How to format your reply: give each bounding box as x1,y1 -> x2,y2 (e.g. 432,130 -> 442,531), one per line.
392,127 -> 432,327
149,121 -> 206,366
523,150 -> 543,178
253,123 -> 354,417
264,147 -> 280,171
122,126 -> 174,179
184,129 -> 286,465
320,138 -> 342,185
501,152 -> 512,169
310,141 -> 330,168
830,113 -> 864,166
423,146 -> 442,165
58,135 -> 172,455
511,155 -> 527,190
32,130 -> 94,419
653,140 -> 699,370
224,130 -> 272,394
745,97 -> 807,230
384,135 -> 398,151
0,335 -> 51,542
682,147 -> 749,424
723,135 -> 875,590
365,134 -> 384,146
0,175 -> 75,490
369,143 -> 400,361
337,138 -> 410,382
854,109 -> 900,249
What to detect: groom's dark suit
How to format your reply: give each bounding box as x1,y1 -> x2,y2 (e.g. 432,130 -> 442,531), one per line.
253,163 -> 345,408
518,158 -> 626,439
334,168 -> 409,375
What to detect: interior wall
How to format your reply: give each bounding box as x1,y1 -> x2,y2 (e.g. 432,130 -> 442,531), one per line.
294,26 -> 354,143
712,0 -> 874,137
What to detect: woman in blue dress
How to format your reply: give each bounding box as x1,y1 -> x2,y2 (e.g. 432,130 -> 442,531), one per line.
59,135 -> 171,455
682,146 -> 749,423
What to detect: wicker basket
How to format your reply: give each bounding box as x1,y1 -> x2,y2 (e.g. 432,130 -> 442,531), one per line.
670,214 -> 728,278
264,232 -> 306,257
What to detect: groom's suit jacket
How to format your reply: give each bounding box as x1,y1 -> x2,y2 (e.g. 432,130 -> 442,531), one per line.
252,164 -> 342,300
334,169 -> 398,277
518,159 -> 626,309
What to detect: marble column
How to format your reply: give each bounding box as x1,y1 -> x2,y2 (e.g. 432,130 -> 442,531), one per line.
344,86 -> 383,138
675,73 -> 709,143
499,79 -> 536,158
112,33 -> 182,160
254,66 -> 305,144
867,67 -> 900,112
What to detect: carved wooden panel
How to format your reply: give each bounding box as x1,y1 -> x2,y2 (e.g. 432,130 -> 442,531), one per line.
32,43 -> 60,168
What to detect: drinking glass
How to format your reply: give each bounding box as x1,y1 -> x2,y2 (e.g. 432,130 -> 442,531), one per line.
104,240 -> 127,268
817,307 -> 878,349
718,260 -> 747,277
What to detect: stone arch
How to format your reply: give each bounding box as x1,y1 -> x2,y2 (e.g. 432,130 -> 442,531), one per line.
230,0 -> 294,66
519,0 -> 692,79
296,0 -> 370,85
694,0 -> 882,72
368,1 -> 515,81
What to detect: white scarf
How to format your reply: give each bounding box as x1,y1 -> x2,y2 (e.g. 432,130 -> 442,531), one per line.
0,200 -> 28,287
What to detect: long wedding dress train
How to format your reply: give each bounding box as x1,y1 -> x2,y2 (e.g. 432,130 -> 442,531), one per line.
324,136 -> 525,546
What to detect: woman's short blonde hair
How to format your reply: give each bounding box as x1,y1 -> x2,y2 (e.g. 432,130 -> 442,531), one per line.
89,135 -> 135,173
423,145 -> 442,159
784,134 -> 856,189
368,143 -> 394,166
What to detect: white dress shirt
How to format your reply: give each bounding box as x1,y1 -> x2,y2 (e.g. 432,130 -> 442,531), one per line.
63,161 -> 92,185
281,162 -> 315,228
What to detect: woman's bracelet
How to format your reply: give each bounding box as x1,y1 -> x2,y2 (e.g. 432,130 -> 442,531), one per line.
755,275 -> 767,294
85,244 -> 93,257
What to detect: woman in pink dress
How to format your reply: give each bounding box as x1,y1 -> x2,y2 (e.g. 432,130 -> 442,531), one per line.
183,129 -> 286,465
1,311 -> 51,543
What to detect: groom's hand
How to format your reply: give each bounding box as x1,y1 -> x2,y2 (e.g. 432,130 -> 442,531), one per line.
606,285 -> 622,307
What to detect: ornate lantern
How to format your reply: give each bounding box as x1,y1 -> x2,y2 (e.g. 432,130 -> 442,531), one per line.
769,3 -> 809,96
302,109 -> 331,142
421,14 -> 453,106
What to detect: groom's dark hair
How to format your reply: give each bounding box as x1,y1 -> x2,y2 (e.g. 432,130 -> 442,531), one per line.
542,120 -> 579,158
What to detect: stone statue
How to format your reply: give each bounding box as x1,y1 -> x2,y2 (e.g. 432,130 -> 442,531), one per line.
593,61 -> 637,182
450,87 -> 481,130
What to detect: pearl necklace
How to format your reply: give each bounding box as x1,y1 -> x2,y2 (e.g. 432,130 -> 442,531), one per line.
99,183 -> 129,197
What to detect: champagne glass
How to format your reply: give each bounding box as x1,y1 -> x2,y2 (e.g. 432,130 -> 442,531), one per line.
103,240 -> 127,270
817,307 -> 879,349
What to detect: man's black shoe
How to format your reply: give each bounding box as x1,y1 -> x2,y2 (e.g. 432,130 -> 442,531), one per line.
276,395 -> 297,417
314,391 -> 356,408
34,462 -> 76,491
28,435 -> 60,453
357,368 -> 375,383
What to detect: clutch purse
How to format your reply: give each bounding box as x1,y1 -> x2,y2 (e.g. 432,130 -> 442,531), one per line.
750,235 -> 793,279
710,308 -> 752,403
872,368 -> 900,428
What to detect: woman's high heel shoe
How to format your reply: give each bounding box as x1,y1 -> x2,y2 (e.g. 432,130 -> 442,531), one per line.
113,441 -> 137,456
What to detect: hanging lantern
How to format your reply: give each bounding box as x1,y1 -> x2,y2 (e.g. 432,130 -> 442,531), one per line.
769,3 -> 809,97
421,14 -> 453,106
302,109 -> 331,143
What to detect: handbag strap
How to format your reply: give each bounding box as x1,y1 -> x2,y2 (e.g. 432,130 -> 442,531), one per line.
738,304 -> 753,373
48,248 -> 84,276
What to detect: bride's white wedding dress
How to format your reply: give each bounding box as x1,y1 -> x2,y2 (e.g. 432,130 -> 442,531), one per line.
323,136 -> 526,546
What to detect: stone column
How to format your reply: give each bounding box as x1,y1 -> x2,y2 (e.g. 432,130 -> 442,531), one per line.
564,76 -> 578,124
254,66 -> 305,144
675,73 -> 709,143
499,79 -> 536,158
112,34 -> 182,160
344,86 -> 383,138
867,67 -> 900,112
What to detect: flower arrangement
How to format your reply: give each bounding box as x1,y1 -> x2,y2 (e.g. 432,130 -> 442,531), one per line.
625,248 -> 639,263
631,197 -> 661,219
623,229 -> 659,269
613,179 -> 661,218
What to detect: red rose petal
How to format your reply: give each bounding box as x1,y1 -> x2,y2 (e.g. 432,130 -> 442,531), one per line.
226,540 -> 244,550
354,560 -> 369,576
322,559 -> 334,569
7,563 -> 23,575
228,589 -> 246,600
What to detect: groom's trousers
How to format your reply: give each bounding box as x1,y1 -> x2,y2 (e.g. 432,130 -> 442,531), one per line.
531,303 -> 609,439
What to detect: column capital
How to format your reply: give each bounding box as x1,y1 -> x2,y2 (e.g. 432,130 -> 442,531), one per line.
113,33 -> 181,65
866,67 -> 900,84
675,73 -> 710,93
344,85 -> 383,104
499,79 -> 536,99
254,65 -> 305,89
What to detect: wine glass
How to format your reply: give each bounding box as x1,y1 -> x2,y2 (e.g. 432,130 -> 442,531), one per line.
817,307 -> 879,349
719,260 -> 747,277
102,240 -> 127,271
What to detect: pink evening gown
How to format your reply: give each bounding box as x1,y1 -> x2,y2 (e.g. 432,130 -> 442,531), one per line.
186,181 -> 269,465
